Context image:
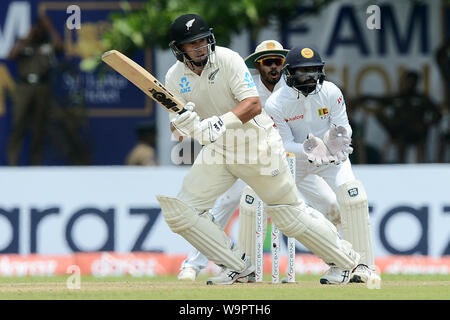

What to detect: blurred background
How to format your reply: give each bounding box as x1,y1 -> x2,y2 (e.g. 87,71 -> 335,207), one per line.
0,0 -> 448,277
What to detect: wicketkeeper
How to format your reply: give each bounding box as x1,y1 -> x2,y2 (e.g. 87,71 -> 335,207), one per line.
264,45 -> 377,284
238,42 -> 342,283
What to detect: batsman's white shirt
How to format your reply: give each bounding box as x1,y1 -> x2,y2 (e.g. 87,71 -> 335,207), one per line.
166,46 -> 261,117
265,81 -> 355,192
166,46 -> 276,160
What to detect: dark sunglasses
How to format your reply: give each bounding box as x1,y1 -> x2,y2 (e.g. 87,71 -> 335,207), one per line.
258,57 -> 285,67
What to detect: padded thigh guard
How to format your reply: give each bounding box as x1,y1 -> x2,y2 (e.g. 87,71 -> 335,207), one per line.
265,203 -> 359,270
156,195 -> 246,272
238,186 -> 267,266
337,180 -> 375,268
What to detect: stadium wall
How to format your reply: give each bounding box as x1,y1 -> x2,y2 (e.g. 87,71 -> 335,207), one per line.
0,164 -> 448,276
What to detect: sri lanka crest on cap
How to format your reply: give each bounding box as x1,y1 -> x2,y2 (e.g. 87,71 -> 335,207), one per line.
301,48 -> 314,58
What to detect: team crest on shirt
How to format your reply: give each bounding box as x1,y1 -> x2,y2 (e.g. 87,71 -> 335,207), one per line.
318,107 -> 329,119
179,77 -> 191,93
208,68 -> 220,84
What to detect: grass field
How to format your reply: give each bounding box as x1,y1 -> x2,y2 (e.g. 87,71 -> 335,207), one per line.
0,274 -> 448,300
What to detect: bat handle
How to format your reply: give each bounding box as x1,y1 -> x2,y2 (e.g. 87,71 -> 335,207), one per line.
178,109 -> 187,115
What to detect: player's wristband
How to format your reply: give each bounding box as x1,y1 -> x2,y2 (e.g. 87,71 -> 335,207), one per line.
220,111 -> 242,129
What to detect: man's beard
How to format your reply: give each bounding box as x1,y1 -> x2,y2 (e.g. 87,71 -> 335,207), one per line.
263,70 -> 281,85
191,56 -> 209,67
294,78 -> 318,95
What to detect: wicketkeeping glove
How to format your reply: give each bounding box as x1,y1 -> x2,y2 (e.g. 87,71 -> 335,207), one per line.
302,133 -> 336,166
323,124 -> 353,164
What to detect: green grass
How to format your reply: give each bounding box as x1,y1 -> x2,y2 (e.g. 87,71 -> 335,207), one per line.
0,274 -> 448,300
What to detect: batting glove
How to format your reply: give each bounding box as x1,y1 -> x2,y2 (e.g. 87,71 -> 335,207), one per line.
303,133 -> 336,166
171,102 -> 199,136
193,115 -> 226,145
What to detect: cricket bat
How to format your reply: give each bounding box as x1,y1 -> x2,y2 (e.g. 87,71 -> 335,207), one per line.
101,50 -> 186,114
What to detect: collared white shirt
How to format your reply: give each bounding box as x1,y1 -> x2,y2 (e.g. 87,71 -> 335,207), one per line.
166,46 -> 260,119
265,80 -> 351,156
166,46 -> 275,156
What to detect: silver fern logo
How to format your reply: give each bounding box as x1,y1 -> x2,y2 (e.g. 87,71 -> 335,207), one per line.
186,19 -> 195,30
208,68 -> 220,81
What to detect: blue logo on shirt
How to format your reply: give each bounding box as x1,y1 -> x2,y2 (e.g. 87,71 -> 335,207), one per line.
179,77 -> 191,93
244,72 -> 255,88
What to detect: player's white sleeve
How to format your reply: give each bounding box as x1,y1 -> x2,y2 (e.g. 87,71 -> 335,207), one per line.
328,83 -> 352,137
227,51 -> 259,102
265,100 -> 304,156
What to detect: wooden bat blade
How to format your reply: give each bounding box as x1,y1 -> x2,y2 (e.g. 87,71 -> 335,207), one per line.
102,50 -> 186,114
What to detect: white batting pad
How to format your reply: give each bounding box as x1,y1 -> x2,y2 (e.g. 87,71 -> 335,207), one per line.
265,203 -> 359,270
238,186 -> 267,266
337,180 -> 375,268
156,195 -> 246,272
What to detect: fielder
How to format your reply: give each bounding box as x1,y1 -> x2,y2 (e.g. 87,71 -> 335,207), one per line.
158,14 -> 360,285
264,45 -> 376,284
177,40 -> 289,281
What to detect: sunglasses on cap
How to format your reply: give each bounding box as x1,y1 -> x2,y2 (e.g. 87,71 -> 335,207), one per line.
258,56 -> 285,67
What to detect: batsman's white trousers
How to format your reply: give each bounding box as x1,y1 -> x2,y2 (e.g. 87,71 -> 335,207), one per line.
177,128 -> 297,271
179,160 -> 352,271
168,129 -> 359,271
177,134 -> 300,209
179,172 -> 345,271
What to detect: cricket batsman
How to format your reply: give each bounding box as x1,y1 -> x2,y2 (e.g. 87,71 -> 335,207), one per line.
177,40 -> 289,281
